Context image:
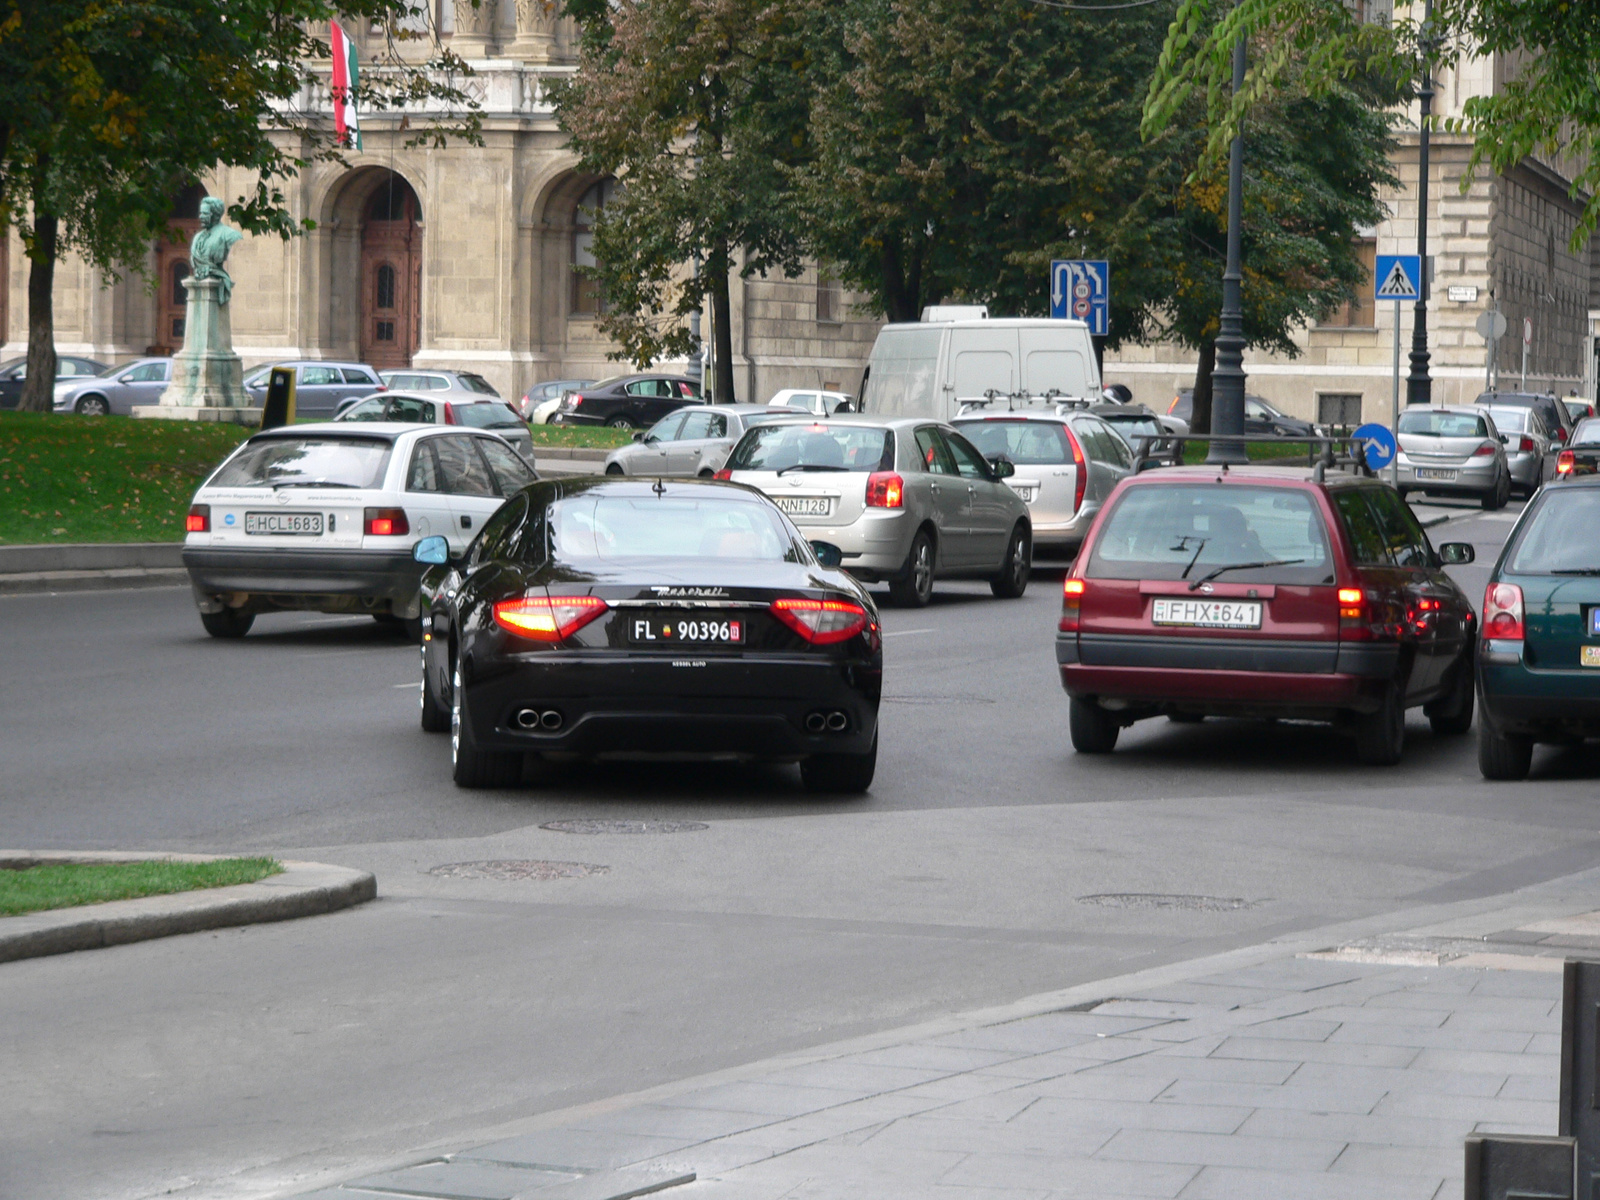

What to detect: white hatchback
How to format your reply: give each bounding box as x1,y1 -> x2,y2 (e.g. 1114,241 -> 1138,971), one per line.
182,422 -> 536,638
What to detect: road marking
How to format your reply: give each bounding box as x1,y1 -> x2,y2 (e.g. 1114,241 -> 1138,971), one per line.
884,628 -> 935,637
393,681 -> 422,689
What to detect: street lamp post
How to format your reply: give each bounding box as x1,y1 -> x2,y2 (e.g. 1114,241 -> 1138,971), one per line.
1405,0 -> 1434,406
1208,33 -> 1250,464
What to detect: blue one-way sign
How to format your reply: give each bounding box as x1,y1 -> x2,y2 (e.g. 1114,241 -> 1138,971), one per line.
1051,260 -> 1108,335
1374,254 -> 1421,302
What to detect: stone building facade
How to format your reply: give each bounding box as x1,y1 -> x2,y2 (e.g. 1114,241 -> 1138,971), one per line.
0,14 -> 881,404
1106,47 -> 1600,422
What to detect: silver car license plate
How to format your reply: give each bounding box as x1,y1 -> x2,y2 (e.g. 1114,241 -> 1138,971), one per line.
245,511 -> 324,535
1414,468 -> 1458,482
1009,484 -> 1039,503
773,497 -> 832,517
1151,598 -> 1262,629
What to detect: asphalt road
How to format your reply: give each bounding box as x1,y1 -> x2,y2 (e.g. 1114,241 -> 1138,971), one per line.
5,498 -> 1599,1200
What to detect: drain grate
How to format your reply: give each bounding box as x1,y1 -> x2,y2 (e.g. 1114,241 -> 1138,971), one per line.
540,819 -> 709,835
428,860 -> 609,881
1077,893 -> 1257,912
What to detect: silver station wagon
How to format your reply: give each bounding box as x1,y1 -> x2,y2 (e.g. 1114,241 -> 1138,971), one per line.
952,407 -> 1135,557
719,415 -> 1032,606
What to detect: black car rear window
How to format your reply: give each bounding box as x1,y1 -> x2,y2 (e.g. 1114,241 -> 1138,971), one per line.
1507,489 -> 1600,574
548,495 -> 805,563
1087,484 -> 1336,584
954,420 -> 1076,464
210,437 -> 392,489
726,424 -> 894,473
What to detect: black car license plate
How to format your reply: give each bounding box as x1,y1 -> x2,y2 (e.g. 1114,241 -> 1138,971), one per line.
629,613 -> 745,645
245,511 -> 324,535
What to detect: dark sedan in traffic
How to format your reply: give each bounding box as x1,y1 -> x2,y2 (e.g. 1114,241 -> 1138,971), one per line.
415,476 -> 883,792
551,374 -> 701,429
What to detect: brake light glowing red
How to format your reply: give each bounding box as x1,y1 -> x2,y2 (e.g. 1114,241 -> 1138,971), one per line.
866,471 -> 904,508
1337,586 -> 1370,639
1483,583 -> 1524,640
769,597 -> 870,644
1472,441 -> 1497,457
1557,449 -> 1575,475
443,402 -> 457,425
363,507 -> 410,537
1060,577 -> 1085,632
186,504 -> 210,533
493,595 -> 609,641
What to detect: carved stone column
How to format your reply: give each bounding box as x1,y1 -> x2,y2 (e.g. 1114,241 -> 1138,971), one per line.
508,0 -> 557,62
451,0 -> 498,58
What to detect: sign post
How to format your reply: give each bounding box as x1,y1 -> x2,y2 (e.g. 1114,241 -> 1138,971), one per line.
1476,306 -> 1507,391
1049,260 -> 1109,336
1523,317 -> 1533,390
1375,254 -> 1422,482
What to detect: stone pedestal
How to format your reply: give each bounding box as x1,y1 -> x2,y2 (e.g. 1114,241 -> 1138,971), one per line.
133,277 -> 258,424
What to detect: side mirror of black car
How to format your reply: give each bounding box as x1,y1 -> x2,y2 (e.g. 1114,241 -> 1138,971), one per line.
989,456 -> 1016,479
413,535 -> 450,565
809,540 -> 844,568
1438,542 -> 1475,565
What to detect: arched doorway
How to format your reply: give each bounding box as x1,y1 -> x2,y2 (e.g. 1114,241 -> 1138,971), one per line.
152,183 -> 205,355
360,174 -> 422,370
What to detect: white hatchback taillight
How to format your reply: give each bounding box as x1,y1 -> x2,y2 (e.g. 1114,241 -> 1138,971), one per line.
1482,582 -> 1524,641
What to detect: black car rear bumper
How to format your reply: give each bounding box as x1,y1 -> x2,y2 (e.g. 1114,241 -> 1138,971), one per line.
184,547 -> 423,604
460,652 -> 881,759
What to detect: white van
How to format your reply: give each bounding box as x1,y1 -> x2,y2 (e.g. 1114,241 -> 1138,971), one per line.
858,317 -> 1101,421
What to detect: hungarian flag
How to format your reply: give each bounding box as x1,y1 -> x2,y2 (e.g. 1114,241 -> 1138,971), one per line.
330,21 -> 362,150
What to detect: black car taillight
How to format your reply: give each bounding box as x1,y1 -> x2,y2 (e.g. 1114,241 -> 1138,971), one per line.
364,507 -> 410,536
769,598 -> 869,644
186,504 -> 210,533
493,596 -> 609,641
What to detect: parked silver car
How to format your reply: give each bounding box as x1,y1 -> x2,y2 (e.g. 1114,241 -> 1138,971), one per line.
721,414 -> 1033,606
952,408 -> 1134,556
337,390 -> 534,462
243,360 -> 384,419
604,404 -> 807,477
1482,404 -> 1557,497
53,357 -> 173,415
1393,405 -> 1511,509
333,369 -> 500,416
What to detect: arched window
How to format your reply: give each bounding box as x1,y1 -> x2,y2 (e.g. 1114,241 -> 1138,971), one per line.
572,179 -> 615,316
377,263 -> 397,310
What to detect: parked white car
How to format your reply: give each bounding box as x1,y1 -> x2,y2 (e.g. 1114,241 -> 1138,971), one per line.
767,388 -> 855,416
182,422 -> 535,639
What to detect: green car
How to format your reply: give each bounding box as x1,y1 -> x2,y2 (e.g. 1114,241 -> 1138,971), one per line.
1477,475 -> 1600,778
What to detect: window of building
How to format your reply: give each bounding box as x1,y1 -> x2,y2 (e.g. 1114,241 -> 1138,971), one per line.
816,268 -> 842,324
1317,393 -> 1364,428
1324,239 -> 1377,327
377,263 -> 396,310
572,179 -> 616,316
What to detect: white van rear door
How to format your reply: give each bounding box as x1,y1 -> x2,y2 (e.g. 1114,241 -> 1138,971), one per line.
947,327 -> 1018,411
1019,325 -> 1098,397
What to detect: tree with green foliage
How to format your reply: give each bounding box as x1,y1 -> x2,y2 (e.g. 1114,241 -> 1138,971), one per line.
0,0 -> 480,412
555,0 -> 809,402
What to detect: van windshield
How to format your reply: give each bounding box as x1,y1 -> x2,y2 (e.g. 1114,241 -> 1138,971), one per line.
1087,485 -> 1336,585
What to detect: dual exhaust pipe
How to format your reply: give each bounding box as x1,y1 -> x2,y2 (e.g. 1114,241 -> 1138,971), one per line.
805,710 -> 850,734
514,707 -> 564,731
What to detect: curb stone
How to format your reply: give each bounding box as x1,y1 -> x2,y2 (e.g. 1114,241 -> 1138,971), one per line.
0,543 -> 190,596
0,851 -> 376,963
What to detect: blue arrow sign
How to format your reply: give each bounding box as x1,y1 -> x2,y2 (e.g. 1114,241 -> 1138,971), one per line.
1353,422 -> 1398,470
1050,260 -> 1108,336
1374,255 -> 1421,302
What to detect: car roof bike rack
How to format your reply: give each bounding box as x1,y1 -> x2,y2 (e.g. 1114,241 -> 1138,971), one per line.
1128,432 -> 1376,480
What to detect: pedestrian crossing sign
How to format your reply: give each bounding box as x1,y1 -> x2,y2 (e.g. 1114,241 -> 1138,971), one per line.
1375,254 -> 1421,301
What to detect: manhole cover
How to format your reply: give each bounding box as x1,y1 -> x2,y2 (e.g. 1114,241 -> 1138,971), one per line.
1077,893 -> 1256,912
883,695 -> 996,706
540,819 -> 709,835
427,860 -> 610,881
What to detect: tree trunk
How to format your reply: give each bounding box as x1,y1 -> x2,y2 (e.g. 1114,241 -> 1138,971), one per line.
881,241 -> 921,323
18,208 -> 58,414
710,240 -> 736,404
1191,337 -> 1216,438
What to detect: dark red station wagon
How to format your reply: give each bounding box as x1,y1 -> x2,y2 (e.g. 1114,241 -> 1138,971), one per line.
1056,465 -> 1479,764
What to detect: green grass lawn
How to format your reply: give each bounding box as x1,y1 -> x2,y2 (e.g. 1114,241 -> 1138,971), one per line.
528,425 -> 633,450
1178,440 -> 1324,465
0,858 -> 283,918
0,412 -> 250,544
